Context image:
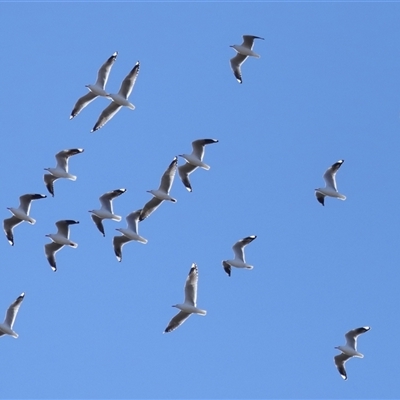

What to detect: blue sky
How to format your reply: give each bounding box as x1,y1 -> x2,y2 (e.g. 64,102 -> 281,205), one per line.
1,2 -> 400,398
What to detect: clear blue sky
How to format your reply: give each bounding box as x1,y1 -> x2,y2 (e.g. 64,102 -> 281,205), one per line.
1,2 -> 400,398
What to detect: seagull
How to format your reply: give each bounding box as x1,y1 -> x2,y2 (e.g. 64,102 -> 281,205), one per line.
0,293 -> 25,339
3,194 -> 47,246
140,157 -> 177,221
89,188 -> 126,236
230,35 -> 264,84
44,220 -> 79,272
334,326 -> 370,380
91,61 -> 140,132
113,210 -> 147,262
222,235 -> 257,277
70,51 -> 118,119
178,139 -> 219,192
43,148 -> 84,197
315,160 -> 346,206
164,263 -> 206,333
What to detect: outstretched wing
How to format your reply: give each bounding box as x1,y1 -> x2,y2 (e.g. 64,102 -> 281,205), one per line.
91,102 -> 122,132
164,311 -> 191,333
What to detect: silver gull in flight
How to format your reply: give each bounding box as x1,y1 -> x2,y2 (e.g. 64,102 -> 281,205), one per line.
113,210 -> 147,262
3,194 -> 47,246
44,220 -> 79,272
89,188 -> 126,236
91,61 -> 140,132
43,148 -> 84,197
70,51 -> 118,119
164,263 -> 206,333
0,293 -> 25,339
140,157 -> 177,221
222,235 -> 257,277
334,326 -> 370,380
315,159 -> 346,206
230,35 -> 264,84
178,139 -> 218,192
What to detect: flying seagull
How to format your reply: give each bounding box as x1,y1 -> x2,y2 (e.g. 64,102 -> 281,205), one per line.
70,51 -> 118,119
222,235 -> 257,277
140,157 -> 177,221
230,35 -> 264,84
178,139 -> 219,192
44,220 -> 79,272
43,148 -> 84,197
89,188 -> 126,236
91,61 -> 140,132
113,210 -> 147,262
315,159 -> 346,206
0,293 -> 25,339
3,194 -> 47,246
164,263 -> 206,333
334,326 -> 370,380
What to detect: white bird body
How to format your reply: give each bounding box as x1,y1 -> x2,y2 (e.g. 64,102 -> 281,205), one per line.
7,208 -> 35,224
224,258 -> 253,269
45,233 -> 77,248
108,93 -> 135,109
315,187 -> 346,200
116,228 -> 147,244
172,303 -> 207,315
85,84 -> 110,97
336,345 -> 363,358
147,189 -> 176,202
231,45 -> 260,58
44,167 -> 76,180
90,209 -> 121,221
179,154 -> 210,170
0,322 -> 17,338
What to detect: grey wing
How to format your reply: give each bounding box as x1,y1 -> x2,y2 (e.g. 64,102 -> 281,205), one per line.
191,139 -> 218,160
118,61 -> 140,99
70,91 -> 97,120
230,53 -> 247,84
242,35 -> 264,49
184,263 -> 198,306
3,216 -> 23,246
139,197 -> 163,221
113,235 -> 132,262
99,189 -> 126,213
323,160 -> 344,191
178,162 -> 198,192
345,326 -> 370,349
54,148 -> 83,171
334,353 -> 352,380
91,102 -> 122,132
126,210 -> 141,233
232,235 -> 256,262
19,194 -> 46,214
4,293 -> 25,328
222,260 -> 231,277
95,51 -> 118,88
159,157 -> 178,192
45,242 -> 64,272
164,311 -> 191,333
55,219 -> 79,237
91,215 -> 105,237
315,191 -> 325,206
44,174 -> 58,197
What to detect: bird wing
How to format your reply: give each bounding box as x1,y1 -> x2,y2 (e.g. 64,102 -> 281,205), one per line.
3,216 -> 23,246
164,311 -> 191,333
345,326 -> 370,350
117,61 -> 140,99
323,160 -> 344,191
19,194 -> 46,214
232,235 -> 257,262
43,174 -> 58,197
222,260 -> 231,277
184,263 -> 198,306
95,51 -> 118,88
91,214 -> 105,237
55,220 -> 79,238
45,242 -> 64,272
315,191 -> 325,206
242,35 -> 264,49
4,293 -> 25,328
139,197 -> 163,222
191,139 -> 218,160
230,53 -> 247,84
126,210 -> 141,233
55,148 -> 83,171
178,162 -> 198,192
99,188 -> 126,213
70,91 -> 97,120
334,353 -> 352,380
91,102 -> 122,132
113,235 -> 132,262
159,157 -> 178,193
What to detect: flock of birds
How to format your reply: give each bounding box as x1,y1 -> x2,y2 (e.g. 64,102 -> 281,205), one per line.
1,35 -> 370,381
